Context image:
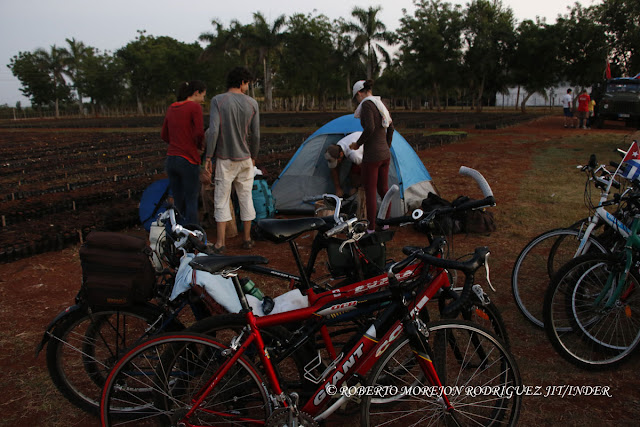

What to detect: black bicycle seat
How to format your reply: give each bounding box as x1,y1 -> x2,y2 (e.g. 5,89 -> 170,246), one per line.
189,255 -> 268,274
256,217 -> 327,244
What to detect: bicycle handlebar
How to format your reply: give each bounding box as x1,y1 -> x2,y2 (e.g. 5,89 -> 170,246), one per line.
377,167 -> 495,227
389,245 -> 490,315
459,166 -> 493,198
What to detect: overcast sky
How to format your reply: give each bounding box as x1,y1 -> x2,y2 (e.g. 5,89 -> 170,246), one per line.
0,0 -> 602,106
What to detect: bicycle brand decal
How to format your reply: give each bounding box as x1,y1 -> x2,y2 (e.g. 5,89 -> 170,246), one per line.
312,342 -> 365,406
375,324 -> 404,358
331,267 -> 418,299
605,211 -> 631,234
317,300 -> 358,316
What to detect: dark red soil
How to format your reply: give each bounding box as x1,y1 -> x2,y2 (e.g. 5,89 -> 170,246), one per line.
1,114 -> 639,426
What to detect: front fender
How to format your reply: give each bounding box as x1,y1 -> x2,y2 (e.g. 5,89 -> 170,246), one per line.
35,304 -> 85,356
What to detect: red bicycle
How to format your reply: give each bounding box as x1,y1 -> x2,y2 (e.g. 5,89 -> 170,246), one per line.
100,243 -> 521,426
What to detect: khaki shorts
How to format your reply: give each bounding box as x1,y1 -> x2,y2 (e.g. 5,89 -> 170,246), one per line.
214,158 -> 256,222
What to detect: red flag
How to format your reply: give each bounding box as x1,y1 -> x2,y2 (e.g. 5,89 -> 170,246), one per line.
623,141 -> 640,162
605,61 -> 612,79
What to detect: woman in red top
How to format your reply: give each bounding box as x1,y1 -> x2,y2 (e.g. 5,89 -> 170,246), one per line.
350,79 -> 395,232
161,80 -> 207,225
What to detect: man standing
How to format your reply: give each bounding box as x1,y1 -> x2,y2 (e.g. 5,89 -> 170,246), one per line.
562,88 -> 577,128
205,67 -> 260,253
577,89 -> 591,129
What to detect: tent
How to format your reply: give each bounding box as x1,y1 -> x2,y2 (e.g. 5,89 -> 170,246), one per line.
271,114 -> 436,216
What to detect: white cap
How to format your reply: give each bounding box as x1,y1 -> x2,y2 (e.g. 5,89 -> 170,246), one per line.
352,80 -> 365,98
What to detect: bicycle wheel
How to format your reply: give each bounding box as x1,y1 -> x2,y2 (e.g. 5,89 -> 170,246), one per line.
544,253 -> 640,370
361,320 -> 521,426
100,333 -> 271,426
512,228 -> 608,328
45,303 -> 180,414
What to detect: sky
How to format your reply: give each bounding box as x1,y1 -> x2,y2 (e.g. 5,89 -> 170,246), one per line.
0,0 -> 603,106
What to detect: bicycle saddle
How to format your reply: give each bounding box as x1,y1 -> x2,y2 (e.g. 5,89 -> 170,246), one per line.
256,217 -> 327,244
189,255 -> 268,274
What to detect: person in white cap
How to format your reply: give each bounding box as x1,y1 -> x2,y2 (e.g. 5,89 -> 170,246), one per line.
349,79 -> 394,232
324,131 -> 363,197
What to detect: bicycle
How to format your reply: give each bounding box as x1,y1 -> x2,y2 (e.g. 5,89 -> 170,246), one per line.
100,242 -> 521,426
543,211 -> 640,370
511,153 -> 635,328
35,206 -> 232,414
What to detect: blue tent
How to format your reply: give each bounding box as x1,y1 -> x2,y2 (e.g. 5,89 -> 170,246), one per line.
271,114 -> 436,215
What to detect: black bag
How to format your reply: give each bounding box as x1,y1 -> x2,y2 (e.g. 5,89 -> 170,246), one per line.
462,208 -> 497,234
451,196 -> 497,234
79,232 -> 156,307
417,193 -> 462,235
326,230 -> 394,278
417,194 -> 496,235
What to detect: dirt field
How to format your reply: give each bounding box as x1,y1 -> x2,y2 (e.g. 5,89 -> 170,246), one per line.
1,114 -> 639,426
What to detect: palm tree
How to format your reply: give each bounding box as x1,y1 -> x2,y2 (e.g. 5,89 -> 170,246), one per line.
247,12 -> 286,111
34,45 -> 70,118
64,38 -> 92,115
344,6 -> 395,79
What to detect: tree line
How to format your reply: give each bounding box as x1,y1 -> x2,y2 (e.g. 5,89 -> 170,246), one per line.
6,0 -> 640,117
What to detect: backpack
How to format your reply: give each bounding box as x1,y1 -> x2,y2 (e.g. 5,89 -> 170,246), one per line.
252,176 -> 276,220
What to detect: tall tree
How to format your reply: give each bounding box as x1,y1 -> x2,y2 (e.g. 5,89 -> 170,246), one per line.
63,38 -> 92,115
278,12 -> 340,110
510,19 -> 563,112
397,0 -> 464,110
556,4 -> 610,89
117,31 -> 203,114
8,51 -> 58,110
32,45 -> 71,117
463,0 -> 516,111
246,12 -> 286,111
344,6 -> 395,79
596,0 -> 640,76
81,49 -> 126,114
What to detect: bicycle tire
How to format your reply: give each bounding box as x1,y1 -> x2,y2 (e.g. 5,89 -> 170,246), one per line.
100,332 -> 272,426
543,253 -> 640,370
45,303 -> 182,414
360,320 -> 521,426
512,228 -> 608,328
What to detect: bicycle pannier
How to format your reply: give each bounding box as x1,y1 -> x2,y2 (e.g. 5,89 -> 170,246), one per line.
79,231 -> 156,307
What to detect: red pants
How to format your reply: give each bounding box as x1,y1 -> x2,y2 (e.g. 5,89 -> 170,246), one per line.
361,158 -> 390,230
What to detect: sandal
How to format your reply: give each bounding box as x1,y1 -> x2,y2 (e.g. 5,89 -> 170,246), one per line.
241,240 -> 255,250
210,245 -> 225,254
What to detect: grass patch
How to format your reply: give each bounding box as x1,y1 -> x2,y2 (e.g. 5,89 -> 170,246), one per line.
511,133 -> 626,235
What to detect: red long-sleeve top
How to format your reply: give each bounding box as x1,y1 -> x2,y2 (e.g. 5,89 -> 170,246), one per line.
161,100 -> 205,165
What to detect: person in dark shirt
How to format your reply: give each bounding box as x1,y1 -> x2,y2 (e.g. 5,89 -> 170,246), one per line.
349,79 -> 394,232
161,80 -> 207,225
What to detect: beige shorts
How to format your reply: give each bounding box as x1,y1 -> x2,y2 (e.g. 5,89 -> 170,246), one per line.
214,158 -> 256,222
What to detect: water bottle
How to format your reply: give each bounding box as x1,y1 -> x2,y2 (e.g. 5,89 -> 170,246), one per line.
240,278 -> 264,301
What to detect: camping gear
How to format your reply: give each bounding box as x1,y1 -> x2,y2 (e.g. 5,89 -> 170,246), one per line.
271,114 -> 436,216
139,178 -> 171,231
79,231 -> 156,307
252,175 -> 276,220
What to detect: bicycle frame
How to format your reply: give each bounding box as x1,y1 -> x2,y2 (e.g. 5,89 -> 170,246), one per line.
575,181 -> 632,256
167,262 -> 452,424
590,215 -> 640,310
